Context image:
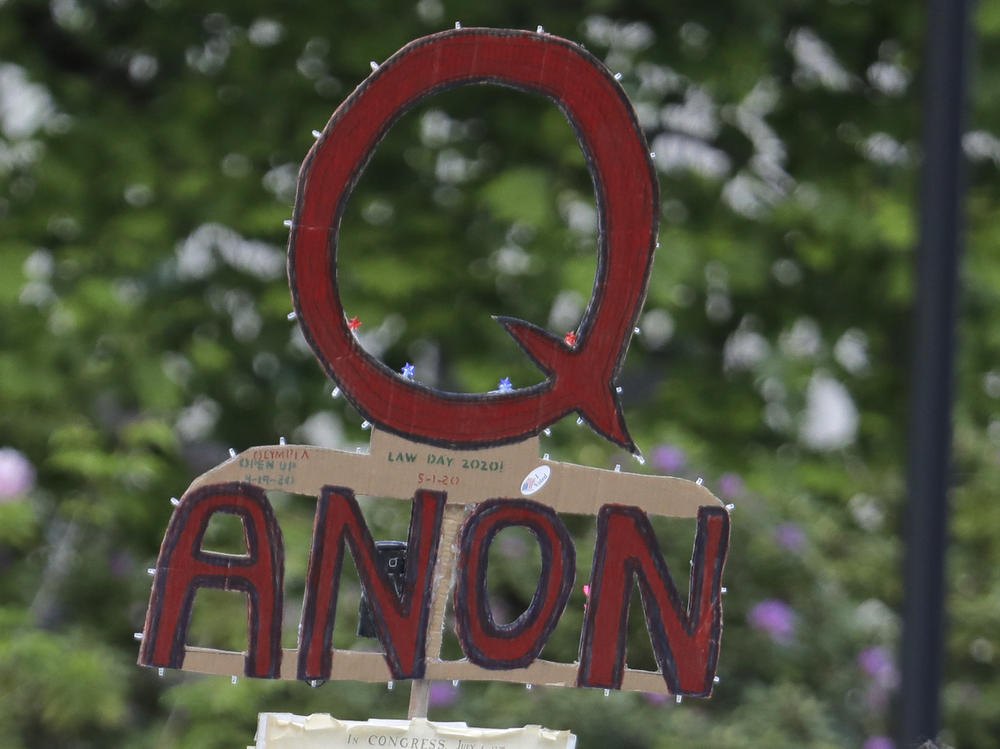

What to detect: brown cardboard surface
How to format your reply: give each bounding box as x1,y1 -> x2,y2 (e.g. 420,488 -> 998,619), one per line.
183,646 -> 675,695
425,505 -> 468,660
188,429 -> 720,518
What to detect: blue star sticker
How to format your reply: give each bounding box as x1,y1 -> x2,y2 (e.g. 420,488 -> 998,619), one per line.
498,377 -> 513,392
401,362 -> 415,379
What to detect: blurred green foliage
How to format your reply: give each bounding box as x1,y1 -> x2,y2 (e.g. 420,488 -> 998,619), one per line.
1,0 -> 998,747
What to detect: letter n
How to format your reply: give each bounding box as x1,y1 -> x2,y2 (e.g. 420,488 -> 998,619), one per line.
578,505 -> 730,696
138,482 -> 285,677
298,486 -> 446,681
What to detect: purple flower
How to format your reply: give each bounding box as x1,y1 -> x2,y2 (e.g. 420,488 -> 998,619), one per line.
775,523 -> 806,553
643,691 -> 671,705
428,682 -> 459,708
858,646 -> 898,689
0,448 -> 35,501
747,599 -> 797,644
717,472 -> 744,498
862,737 -> 894,749
652,445 -> 686,473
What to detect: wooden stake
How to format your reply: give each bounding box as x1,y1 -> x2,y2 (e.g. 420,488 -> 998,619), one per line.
408,679 -> 430,719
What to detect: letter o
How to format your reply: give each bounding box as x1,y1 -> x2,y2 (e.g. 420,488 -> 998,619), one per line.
454,498 -> 575,669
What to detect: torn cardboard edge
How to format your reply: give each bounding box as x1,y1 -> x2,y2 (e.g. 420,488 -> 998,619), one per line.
251,714 -> 576,749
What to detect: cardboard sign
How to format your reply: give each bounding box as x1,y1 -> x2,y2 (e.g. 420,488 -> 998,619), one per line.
138,27 -> 731,699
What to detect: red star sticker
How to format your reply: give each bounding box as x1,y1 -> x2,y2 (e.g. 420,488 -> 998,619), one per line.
347,317 -> 361,331
564,331 -> 577,347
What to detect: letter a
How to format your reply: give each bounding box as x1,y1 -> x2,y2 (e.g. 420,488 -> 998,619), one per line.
578,505 -> 730,696
138,482 -> 285,677
298,486 -> 446,681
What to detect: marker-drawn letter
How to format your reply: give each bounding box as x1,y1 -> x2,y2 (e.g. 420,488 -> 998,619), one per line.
578,505 -> 730,696
139,482 -> 284,678
454,499 -> 575,669
298,486 -> 446,681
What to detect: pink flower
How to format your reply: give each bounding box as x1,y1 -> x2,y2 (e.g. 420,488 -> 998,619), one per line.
774,523 -> 806,552
717,472 -> 744,498
747,599 -> 797,644
428,682 -> 459,708
0,448 -> 35,501
652,445 -> 686,473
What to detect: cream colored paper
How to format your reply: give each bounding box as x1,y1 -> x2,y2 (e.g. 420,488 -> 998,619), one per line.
251,714 -> 576,749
